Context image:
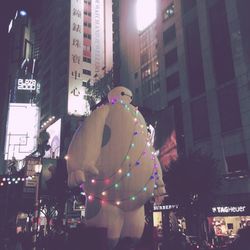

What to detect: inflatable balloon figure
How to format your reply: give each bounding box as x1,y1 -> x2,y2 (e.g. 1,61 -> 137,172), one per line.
67,86 -> 166,248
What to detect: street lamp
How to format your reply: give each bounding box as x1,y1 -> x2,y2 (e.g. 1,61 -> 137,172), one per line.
32,163 -> 42,250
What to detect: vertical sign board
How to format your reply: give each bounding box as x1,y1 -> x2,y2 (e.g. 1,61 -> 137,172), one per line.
68,0 -> 86,116
91,0 -> 105,78
23,157 -> 40,194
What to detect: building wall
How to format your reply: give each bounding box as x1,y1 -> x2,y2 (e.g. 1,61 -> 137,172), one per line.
116,0 -> 250,197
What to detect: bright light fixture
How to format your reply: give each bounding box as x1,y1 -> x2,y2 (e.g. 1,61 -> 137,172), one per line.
19,10 -> 27,16
136,0 -> 157,31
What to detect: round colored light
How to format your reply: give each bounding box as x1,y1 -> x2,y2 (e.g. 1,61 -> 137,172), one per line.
88,195 -> 94,201
105,179 -> 110,185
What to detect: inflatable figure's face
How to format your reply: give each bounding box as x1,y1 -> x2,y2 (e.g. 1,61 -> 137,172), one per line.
108,86 -> 133,104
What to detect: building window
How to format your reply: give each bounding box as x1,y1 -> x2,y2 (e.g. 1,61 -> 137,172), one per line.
163,25 -> 176,46
217,84 -> 242,133
226,153 -> 248,172
163,2 -> 174,21
84,22 -> 91,28
84,33 -> 91,39
191,96 -> 210,140
209,0 -> 235,85
165,47 -> 177,68
181,0 -> 196,14
83,45 -> 91,51
140,50 -> 149,65
83,57 -> 91,63
83,69 -> 91,75
185,19 -> 205,97
166,72 -> 180,92
24,39 -> 33,59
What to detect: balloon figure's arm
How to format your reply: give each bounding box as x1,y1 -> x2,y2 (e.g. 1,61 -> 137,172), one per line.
154,161 -> 166,205
67,105 -> 110,188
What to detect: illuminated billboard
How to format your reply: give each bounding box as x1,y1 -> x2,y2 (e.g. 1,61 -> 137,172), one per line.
4,103 -> 40,160
44,119 -> 62,159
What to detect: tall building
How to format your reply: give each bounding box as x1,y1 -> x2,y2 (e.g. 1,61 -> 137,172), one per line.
114,0 -> 250,235
31,0 -> 113,158
0,9 -> 41,172
1,0 -> 114,172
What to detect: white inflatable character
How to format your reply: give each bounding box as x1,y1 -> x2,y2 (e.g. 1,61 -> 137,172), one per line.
67,86 -> 166,248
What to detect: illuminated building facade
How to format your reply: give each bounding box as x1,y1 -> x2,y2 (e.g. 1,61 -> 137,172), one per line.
114,0 -> 250,238
36,0 -> 113,159
0,10 -> 40,171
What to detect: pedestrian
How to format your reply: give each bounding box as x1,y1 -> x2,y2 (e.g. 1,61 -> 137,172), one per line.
228,226 -> 250,250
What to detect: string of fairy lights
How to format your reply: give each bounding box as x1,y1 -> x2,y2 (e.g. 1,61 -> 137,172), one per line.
0,175 -> 37,187
74,98 -> 163,206
1,98 -> 164,207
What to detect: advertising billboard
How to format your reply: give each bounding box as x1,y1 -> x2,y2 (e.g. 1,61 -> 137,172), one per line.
156,106 -> 178,169
44,119 -> 62,159
142,106 -> 178,170
4,103 -> 40,160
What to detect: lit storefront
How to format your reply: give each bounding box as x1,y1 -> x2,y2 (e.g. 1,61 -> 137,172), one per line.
153,203 -> 186,237
207,202 -> 250,242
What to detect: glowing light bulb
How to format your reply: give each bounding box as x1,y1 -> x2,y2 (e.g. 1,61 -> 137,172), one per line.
116,201 -> 121,205
118,169 -> 122,174
102,191 -> 107,196
131,143 -> 135,148
105,179 -> 111,185
64,155 -> 69,160
88,195 -> 94,201
115,183 -> 119,188
0,183 -> 4,186
126,173 -> 131,177
131,196 -> 136,201
8,181 -> 11,184
91,179 -> 96,184
143,187 -> 147,191
2,178 -> 6,182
